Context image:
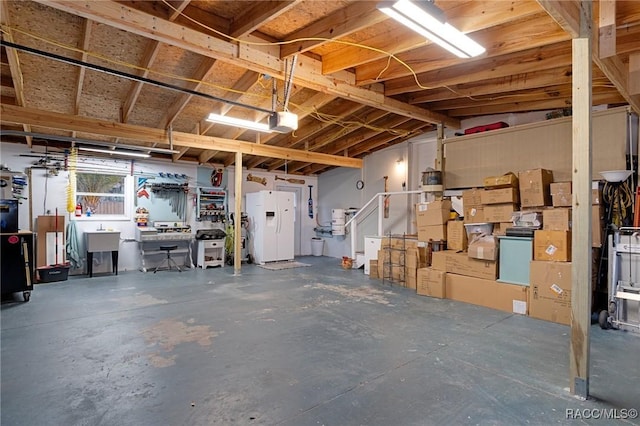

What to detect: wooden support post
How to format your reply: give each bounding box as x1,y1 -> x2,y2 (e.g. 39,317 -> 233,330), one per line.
234,152 -> 242,276
435,123 -> 444,171
570,0 -> 592,400
630,53 -> 640,96
598,0 -> 616,58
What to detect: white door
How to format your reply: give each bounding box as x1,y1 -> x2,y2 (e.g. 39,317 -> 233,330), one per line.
276,191 -> 295,261
276,185 -> 301,256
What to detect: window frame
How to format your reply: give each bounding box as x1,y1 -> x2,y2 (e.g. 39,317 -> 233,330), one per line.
74,173 -> 133,222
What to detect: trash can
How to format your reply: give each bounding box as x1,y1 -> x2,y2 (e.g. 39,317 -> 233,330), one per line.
311,237 -> 324,256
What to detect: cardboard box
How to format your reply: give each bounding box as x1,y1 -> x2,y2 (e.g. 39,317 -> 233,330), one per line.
481,187 -> 520,205
462,188 -> 483,207
543,208 -> 572,231
416,200 -> 452,226
390,249 -> 405,265
382,236 -> 418,249
550,182 -> 572,195
431,250 -> 448,271
529,261 -> 572,325
483,172 -> 519,189
446,273 -> 529,314
551,194 -> 572,207
463,205 -> 485,223
377,249 -> 390,264
406,274 -> 417,290
534,230 -> 571,261
468,235 -> 498,261
406,249 -> 418,269
418,224 -> 447,242
592,188 -> 601,205
593,204 -> 603,248
392,265 -> 404,282
445,251 -> 498,280
483,203 -> 517,223
447,221 -> 468,251
417,268 -> 446,298
370,261 -> 379,279
492,222 -> 512,236
519,168 -> 554,207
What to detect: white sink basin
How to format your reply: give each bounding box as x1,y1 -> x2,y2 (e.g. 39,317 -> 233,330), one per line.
85,231 -> 120,252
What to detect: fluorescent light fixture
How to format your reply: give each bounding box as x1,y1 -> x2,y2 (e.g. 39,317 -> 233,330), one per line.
377,0 -> 485,58
206,113 -> 272,133
79,147 -> 151,158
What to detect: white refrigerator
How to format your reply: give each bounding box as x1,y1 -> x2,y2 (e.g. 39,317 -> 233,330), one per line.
246,190 -> 295,264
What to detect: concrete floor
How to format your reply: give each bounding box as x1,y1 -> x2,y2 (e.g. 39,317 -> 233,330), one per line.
1,256 -> 639,426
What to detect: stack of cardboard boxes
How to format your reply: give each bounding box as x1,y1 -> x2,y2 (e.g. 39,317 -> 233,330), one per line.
373,168 -> 603,326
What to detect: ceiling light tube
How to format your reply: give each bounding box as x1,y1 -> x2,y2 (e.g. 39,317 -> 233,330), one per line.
79,147 -> 151,158
377,0 -> 485,58
206,113 -> 272,133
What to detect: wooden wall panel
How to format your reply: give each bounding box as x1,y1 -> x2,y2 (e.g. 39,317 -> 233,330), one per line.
443,107 -> 629,189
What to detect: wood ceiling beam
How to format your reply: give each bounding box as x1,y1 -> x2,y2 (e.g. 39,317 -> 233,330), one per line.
537,0 -> 640,113
280,1 -> 385,59
447,92 -> 625,117
429,84 -> 621,111
285,114 -> 412,173
267,107 -> 387,171
300,120 -> 430,174
38,1 -> 458,128
598,0 -> 616,58
74,19 -> 92,115
322,1 -> 543,75
356,13 -> 570,86
172,146 -> 190,162
406,66 -> 574,104
238,91 -> 338,169
1,1 -> 31,147
0,104 -> 362,169
231,1 -> 300,38
255,102 -> 368,170
121,0 -> 189,123
160,57 -> 217,129
385,42 -> 573,96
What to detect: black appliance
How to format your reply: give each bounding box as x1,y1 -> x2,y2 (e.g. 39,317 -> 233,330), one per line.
196,229 -> 226,240
0,199 -> 19,233
1,231 -> 34,301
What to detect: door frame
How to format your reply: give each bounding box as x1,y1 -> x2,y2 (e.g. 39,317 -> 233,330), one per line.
275,185 -> 302,256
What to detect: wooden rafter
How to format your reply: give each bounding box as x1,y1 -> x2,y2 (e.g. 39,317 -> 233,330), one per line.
251,101 -> 368,170
230,1 -> 300,38
280,2 -> 386,59
356,13 -> 570,86
160,57 -> 217,129
0,103 -> 362,169
537,0 -> 640,113
322,1 -> 543,75
0,1 -> 32,147
37,0 -> 459,128
74,19 -> 92,115
121,0 -> 190,123
385,42 -> 573,96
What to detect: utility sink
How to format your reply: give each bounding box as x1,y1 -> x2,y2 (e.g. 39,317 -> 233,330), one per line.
85,230 -> 120,253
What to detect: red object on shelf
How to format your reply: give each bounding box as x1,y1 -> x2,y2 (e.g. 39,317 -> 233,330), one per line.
464,121 -> 509,135
633,186 -> 640,227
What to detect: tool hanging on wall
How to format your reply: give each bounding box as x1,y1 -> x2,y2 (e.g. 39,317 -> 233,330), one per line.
246,174 -> 267,186
275,175 -> 305,185
383,176 -> 389,218
308,185 -> 314,219
211,168 -> 224,187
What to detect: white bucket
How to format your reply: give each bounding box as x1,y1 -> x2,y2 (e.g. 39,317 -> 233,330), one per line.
332,224 -> 345,236
311,237 -> 324,256
332,208 -> 345,220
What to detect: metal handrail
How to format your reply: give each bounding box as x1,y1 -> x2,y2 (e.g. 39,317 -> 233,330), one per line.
347,190 -> 423,260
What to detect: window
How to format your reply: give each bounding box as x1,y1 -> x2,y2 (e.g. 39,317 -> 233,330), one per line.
76,173 -> 126,215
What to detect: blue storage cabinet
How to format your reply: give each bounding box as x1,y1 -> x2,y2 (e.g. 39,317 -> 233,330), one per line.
498,236 -> 533,286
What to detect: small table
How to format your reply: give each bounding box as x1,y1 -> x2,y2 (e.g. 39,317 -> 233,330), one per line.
85,231 -> 120,277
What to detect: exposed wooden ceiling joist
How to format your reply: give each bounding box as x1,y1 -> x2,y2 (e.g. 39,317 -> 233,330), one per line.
1,103 -> 362,168
537,0 -> 640,114
36,0 -> 459,128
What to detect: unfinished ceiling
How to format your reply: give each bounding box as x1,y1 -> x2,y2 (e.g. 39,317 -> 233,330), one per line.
1,1 -> 639,174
